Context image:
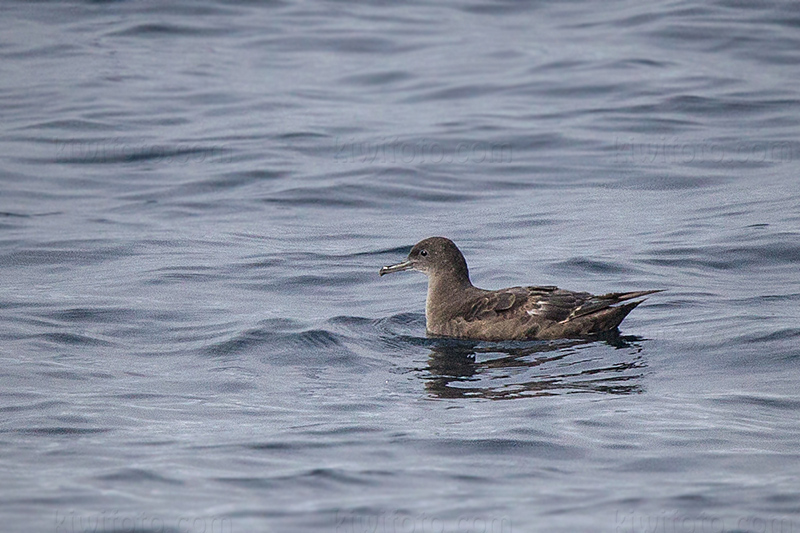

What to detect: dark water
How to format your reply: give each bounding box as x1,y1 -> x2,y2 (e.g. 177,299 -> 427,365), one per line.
2,1 -> 800,532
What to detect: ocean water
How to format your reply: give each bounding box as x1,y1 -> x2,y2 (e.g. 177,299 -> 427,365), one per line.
2,1 -> 800,532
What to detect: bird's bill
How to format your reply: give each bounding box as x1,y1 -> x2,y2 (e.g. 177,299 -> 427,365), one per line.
379,260 -> 413,276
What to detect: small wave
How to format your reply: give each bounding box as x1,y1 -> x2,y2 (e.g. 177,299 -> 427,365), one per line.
645,241 -> 800,270
96,468 -> 183,486
2,244 -> 134,267
43,307 -> 136,324
216,466 -> 378,491
422,437 -> 584,459
35,332 -> 116,348
53,144 -> 226,165
737,328 -> 800,344
339,70 -> 412,88
551,257 -> 641,275
712,393 -> 800,411
10,427 -> 110,436
201,323 -> 358,366
108,22 -> 231,38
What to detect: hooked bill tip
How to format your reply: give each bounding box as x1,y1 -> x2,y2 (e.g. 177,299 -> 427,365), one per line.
379,260 -> 413,276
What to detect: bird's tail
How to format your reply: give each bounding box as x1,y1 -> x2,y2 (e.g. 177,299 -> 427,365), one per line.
562,289 -> 663,335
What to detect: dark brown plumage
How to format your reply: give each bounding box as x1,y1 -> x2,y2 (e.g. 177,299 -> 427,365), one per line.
379,237 -> 661,341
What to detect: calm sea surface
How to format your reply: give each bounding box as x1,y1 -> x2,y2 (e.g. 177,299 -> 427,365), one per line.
2,1 -> 800,532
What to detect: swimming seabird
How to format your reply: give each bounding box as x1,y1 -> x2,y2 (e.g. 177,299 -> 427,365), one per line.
379,237 -> 661,341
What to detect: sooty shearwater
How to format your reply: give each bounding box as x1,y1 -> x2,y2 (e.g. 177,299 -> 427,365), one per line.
379,237 -> 661,341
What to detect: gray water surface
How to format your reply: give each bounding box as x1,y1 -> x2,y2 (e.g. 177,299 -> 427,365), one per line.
2,1 -> 800,532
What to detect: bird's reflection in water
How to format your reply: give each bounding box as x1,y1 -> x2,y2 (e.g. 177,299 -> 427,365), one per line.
422,332 -> 646,400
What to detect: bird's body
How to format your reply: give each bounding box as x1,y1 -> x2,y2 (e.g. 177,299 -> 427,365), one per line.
379,237 -> 660,341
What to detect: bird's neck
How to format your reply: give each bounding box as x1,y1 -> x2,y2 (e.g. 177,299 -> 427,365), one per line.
425,271 -> 474,331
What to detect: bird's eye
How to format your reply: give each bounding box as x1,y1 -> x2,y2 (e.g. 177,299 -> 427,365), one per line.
420,249 -> 428,257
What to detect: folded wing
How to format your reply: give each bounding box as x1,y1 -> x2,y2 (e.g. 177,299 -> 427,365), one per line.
464,286 -> 662,325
